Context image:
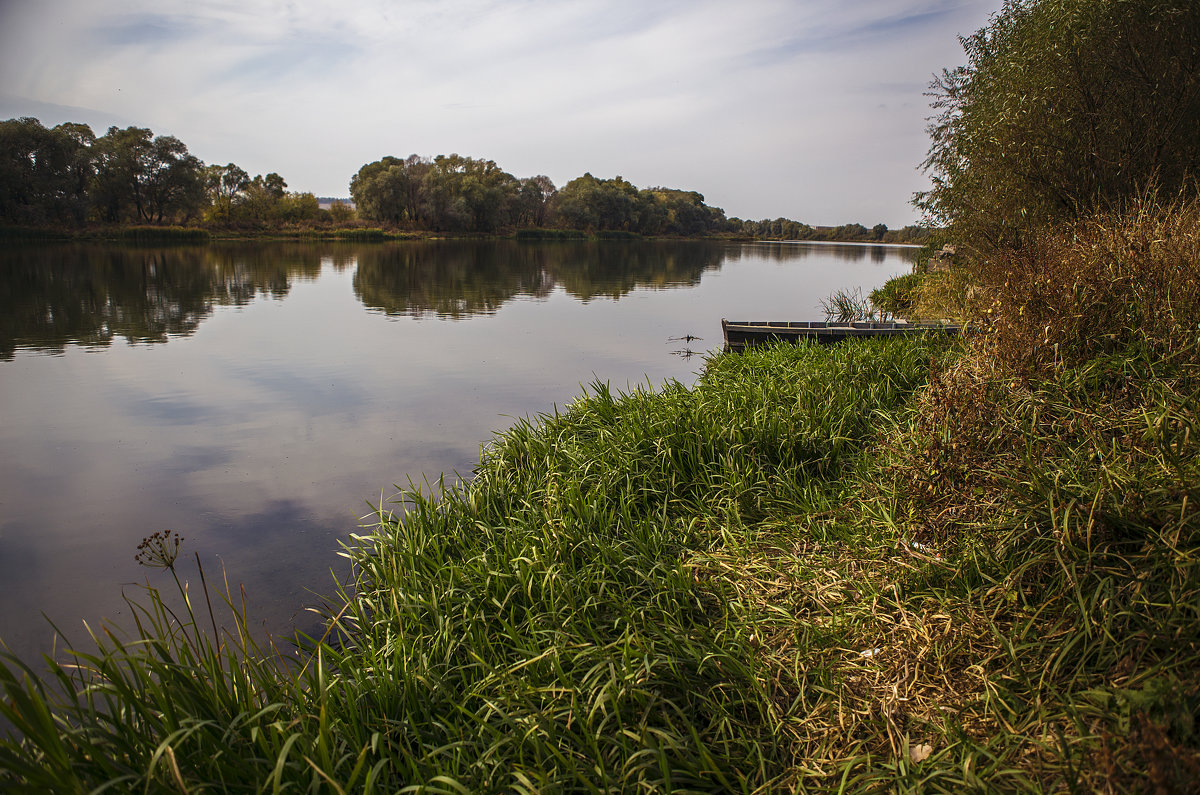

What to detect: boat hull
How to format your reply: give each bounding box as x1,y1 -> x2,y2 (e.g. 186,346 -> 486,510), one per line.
721,319 -> 963,352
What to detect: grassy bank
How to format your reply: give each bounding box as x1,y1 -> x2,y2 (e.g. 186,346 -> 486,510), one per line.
1,200 -> 1198,791
0,335 -> 952,792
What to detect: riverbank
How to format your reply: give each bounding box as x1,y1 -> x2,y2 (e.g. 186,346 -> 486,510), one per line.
2,201 -> 1198,791
0,223 -> 910,246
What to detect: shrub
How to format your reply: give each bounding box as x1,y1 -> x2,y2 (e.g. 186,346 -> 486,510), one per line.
968,194 -> 1200,376
869,272 -> 923,317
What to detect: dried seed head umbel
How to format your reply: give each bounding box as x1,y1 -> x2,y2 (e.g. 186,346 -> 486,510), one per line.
135,530 -> 184,571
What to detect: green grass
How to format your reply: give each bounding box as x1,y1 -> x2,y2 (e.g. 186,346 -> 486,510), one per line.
819,287 -> 877,322
0,335 -> 952,792
869,272 -> 923,317
113,226 -> 211,244
513,228 -> 588,241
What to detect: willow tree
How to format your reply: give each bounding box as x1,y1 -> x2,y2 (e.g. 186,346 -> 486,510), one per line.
916,0 -> 1200,248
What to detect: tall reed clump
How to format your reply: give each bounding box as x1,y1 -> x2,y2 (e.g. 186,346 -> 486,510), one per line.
114,226 -> 211,244
0,335 -> 955,792
820,287 -> 876,322
804,196 -> 1200,791
869,272 -> 923,318
513,228 -> 587,241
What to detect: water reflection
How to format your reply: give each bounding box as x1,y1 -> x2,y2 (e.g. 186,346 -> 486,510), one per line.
353,241 -> 553,318
354,240 -> 727,318
1,241 -> 917,358
0,244 -> 347,359
734,241 -> 916,264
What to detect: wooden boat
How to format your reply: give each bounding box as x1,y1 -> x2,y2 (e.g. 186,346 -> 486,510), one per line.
721,319 -> 964,352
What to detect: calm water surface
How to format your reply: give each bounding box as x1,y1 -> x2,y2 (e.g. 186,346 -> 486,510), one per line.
0,240 -> 914,663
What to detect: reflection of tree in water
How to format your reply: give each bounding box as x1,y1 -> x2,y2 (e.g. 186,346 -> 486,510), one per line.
2,240 -> 915,357
0,243 -> 329,359
353,240 -> 725,317
738,241 -> 918,264
549,241 -> 723,301
353,242 -> 553,319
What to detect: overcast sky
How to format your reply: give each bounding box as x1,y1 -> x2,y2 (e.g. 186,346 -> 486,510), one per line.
0,0 -> 997,227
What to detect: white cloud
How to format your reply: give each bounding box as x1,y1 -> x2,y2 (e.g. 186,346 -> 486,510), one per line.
0,0 -> 998,225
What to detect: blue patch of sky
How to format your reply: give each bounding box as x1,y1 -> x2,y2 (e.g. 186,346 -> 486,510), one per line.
224,363 -> 370,416
740,3 -> 963,69
850,5 -> 962,40
216,39 -> 360,84
95,13 -> 201,47
0,94 -> 134,133
126,392 -> 225,426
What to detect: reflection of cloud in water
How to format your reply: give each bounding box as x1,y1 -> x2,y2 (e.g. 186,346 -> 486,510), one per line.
127,391 -> 226,425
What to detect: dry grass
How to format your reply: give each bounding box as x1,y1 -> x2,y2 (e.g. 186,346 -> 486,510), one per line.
698,196 -> 1200,791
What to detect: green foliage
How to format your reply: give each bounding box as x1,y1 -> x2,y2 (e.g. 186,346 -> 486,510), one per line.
1,116 -> 322,232
333,227 -> 389,241
551,172 -> 641,232
351,153 -> 534,233
202,162 -> 249,222
202,166 -> 323,228
327,199 -> 355,224
350,158 -> 732,237
8,203 -> 1197,789
91,126 -> 207,224
917,0 -> 1200,247
730,216 -> 930,244
0,117 -> 94,225
513,227 -> 586,240
869,272 -> 924,317
820,287 -> 877,322
113,226 -> 210,244
550,175 -> 729,236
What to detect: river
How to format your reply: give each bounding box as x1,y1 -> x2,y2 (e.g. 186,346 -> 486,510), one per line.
0,239 -> 914,664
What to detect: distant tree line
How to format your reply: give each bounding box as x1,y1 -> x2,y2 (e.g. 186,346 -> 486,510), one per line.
350,155 -> 924,241
349,156 -> 734,236
728,218 -> 930,244
0,117 -> 333,229
1,114 -> 928,241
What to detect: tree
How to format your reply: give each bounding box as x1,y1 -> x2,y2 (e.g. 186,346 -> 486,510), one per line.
274,192 -> 322,224
204,163 -> 249,220
329,200 -> 355,224
263,173 -> 287,199
233,174 -> 281,224
92,126 -> 205,223
351,155 -> 431,226
421,155 -> 519,233
917,0 -> 1200,248
141,136 -> 205,223
0,117 -> 95,224
552,173 -> 641,231
512,175 -> 556,227
638,189 -> 725,236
